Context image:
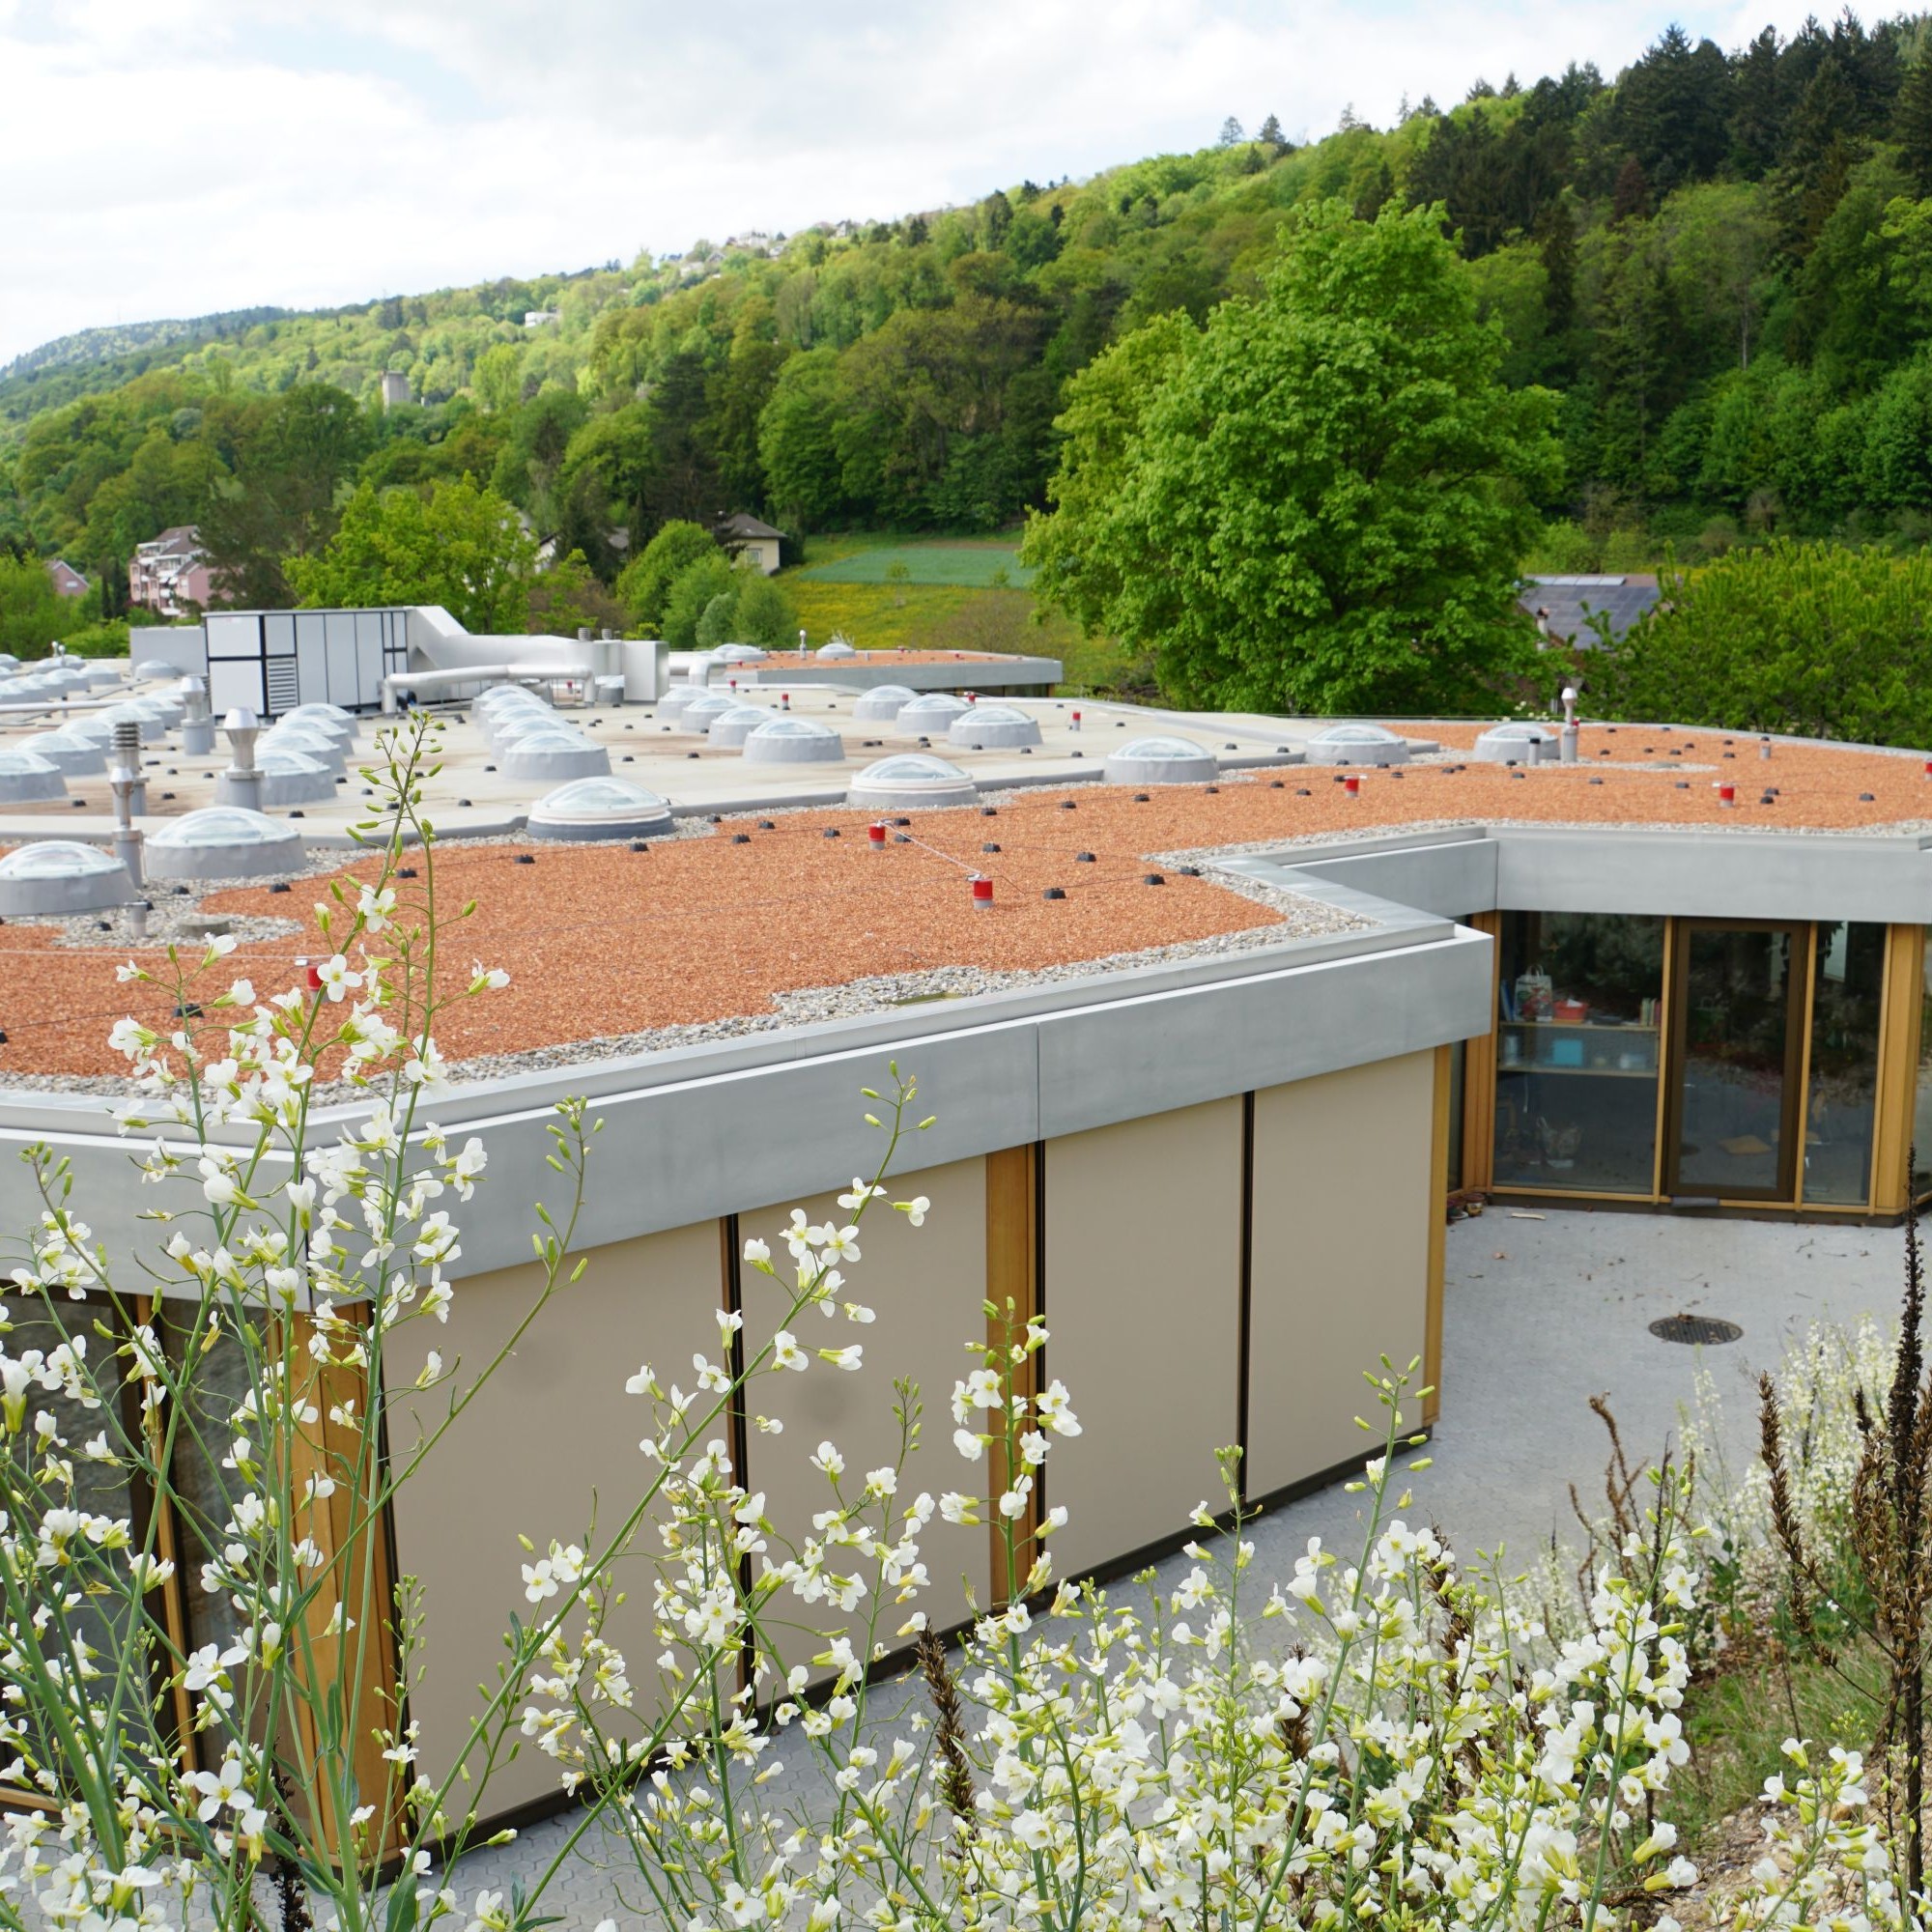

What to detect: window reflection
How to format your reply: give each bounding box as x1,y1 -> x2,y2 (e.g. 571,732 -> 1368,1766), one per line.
1493,912 -> 1665,1194
1675,924 -> 1798,1198
1916,940 -> 1932,1201
1804,922 -> 1885,1207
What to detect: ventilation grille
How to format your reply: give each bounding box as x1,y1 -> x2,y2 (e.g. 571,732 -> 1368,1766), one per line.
266,660 -> 299,714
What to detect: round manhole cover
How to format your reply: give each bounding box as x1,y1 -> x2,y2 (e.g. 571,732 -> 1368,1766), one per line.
1649,1314 -> 1743,1346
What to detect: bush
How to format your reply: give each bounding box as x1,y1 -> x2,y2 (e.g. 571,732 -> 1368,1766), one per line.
615,520 -> 722,632
1598,538 -> 1932,747
733,568 -> 797,648
694,589 -> 737,649
660,552 -> 737,649
51,620 -> 133,658
0,554 -> 67,658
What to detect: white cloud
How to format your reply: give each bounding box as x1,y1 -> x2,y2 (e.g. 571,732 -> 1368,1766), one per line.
1,0 -> 1823,365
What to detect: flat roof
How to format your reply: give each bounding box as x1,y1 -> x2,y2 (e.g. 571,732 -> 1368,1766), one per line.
3,704 -> 1932,1087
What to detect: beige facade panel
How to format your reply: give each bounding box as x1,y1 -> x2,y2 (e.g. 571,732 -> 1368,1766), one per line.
1041,1099 -> 1244,1578
737,1158 -> 993,1674
384,1222 -> 724,1813
1246,1051 -> 1435,1497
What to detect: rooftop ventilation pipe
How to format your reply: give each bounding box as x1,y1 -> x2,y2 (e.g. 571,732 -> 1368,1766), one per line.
108,720 -> 144,885
220,706 -> 264,813
181,676 -> 214,754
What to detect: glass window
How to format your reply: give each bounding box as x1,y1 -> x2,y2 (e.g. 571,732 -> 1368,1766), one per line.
1916,938 -> 1932,1200
1804,923 -> 1886,1207
1494,911 -> 1665,1194
1675,924 -> 1801,1199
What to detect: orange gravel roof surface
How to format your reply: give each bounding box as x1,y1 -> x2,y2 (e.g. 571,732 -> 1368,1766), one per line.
3,723 -> 1930,1081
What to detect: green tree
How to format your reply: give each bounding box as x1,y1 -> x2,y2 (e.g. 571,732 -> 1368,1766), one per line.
694,589 -> 738,648
1598,541 -> 1932,746
756,348 -> 849,530
0,554 -> 70,657
660,551 -> 738,649
526,547 -> 626,636
286,475 -> 536,632
707,303 -> 790,510
199,384 -> 372,606
1030,201 -> 1558,713
1021,310 -> 1198,641
733,568 -> 797,648
472,342 -> 526,413
490,387 -> 588,526
615,520 -> 723,633
79,424 -> 221,561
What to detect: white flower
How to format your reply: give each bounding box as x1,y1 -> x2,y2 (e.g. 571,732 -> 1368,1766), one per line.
1036,1378 -> 1081,1435
897,1194 -> 930,1226
811,1442 -> 845,1477
819,1345 -> 863,1372
772,1331 -> 808,1372
186,1750 -> 246,1821
520,1545 -> 583,1605
743,1236 -> 772,1265
316,954 -> 362,1003
1011,1809 -> 1051,1849
953,1429 -> 984,1462
405,1039 -> 450,1091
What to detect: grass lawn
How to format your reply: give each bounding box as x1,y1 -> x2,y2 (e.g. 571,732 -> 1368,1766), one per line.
785,578 -> 1147,697
781,530 -> 1147,696
794,532 -> 1037,588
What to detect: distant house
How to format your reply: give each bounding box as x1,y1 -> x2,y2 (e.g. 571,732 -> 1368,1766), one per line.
44,559 -> 88,599
129,526 -> 212,618
1518,574 -> 1661,648
380,371 -> 412,409
523,310 -> 560,328
715,513 -> 784,576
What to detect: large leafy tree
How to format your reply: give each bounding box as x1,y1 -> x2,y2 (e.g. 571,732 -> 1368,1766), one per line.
285,476 -> 536,633
757,348 -> 850,531
1028,200 -> 1560,714
200,384 -> 372,607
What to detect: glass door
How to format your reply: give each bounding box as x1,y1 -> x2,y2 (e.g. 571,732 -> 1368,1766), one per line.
1667,922 -> 1805,1202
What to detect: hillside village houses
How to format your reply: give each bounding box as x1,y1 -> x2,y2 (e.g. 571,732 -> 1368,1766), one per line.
43,557 -> 87,598
128,525 -> 211,617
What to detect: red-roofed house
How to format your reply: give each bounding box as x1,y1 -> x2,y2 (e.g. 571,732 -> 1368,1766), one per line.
44,559 -> 88,599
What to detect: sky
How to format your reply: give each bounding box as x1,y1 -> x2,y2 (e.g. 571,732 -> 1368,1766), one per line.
3,0 -> 1825,368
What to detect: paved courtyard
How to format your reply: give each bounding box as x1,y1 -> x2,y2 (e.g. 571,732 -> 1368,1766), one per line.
431,1205 -> 1905,1923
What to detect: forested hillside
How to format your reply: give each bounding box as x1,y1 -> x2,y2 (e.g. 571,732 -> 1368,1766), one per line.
9,12 -> 1932,604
